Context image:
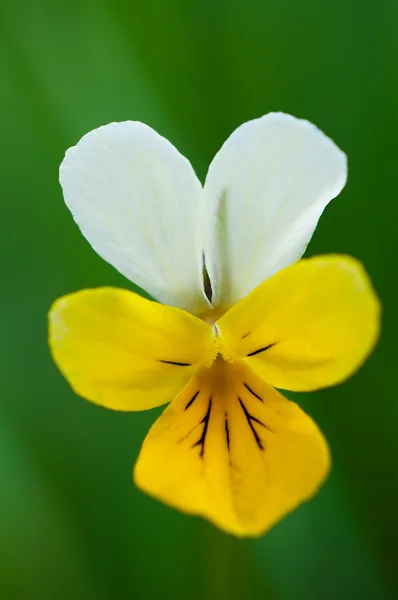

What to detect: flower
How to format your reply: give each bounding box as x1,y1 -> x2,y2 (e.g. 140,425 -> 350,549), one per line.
49,113 -> 380,537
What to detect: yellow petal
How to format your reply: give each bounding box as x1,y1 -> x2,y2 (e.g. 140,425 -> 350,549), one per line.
134,360 -> 330,537
49,287 -> 214,411
217,255 -> 380,391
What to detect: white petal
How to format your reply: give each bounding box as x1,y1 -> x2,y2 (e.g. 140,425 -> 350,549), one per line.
203,113 -> 347,308
60,122 -> 210,314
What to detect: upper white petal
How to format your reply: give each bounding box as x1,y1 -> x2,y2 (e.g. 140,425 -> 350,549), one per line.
60,122 -> 210,314
202,112 -> 347,308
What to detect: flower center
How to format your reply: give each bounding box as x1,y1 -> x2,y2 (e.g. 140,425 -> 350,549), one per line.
199,306 -> 228,325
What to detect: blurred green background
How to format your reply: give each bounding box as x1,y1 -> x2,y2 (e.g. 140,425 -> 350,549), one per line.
1,0 -> 397,598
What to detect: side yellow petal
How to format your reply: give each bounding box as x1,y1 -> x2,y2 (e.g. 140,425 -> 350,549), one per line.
134,360 -> 330,537
217,255 -> 380,391
49,287 -> 215,411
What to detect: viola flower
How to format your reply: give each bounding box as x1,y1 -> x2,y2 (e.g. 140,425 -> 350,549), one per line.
49,113 -> 380,537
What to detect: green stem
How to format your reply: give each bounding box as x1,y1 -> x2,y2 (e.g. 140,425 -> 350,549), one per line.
204,524 -> 253,600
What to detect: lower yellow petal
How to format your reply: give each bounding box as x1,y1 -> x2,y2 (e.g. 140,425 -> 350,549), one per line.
217,255 -> 380,391
134,360 -> 330,537
49,287 -> 214,411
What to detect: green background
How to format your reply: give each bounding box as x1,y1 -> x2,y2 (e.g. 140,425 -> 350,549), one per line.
1,0 -> 397,598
